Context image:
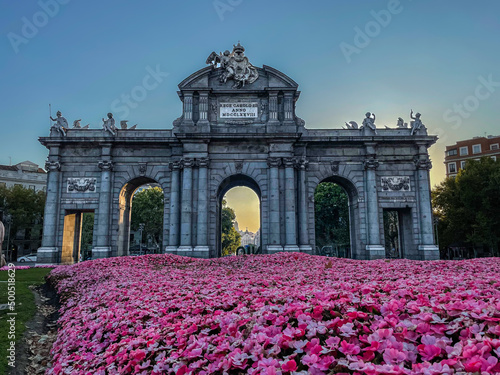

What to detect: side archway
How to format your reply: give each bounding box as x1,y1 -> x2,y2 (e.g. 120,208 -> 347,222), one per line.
116,176 -> 165,256
313,175 -> 361,258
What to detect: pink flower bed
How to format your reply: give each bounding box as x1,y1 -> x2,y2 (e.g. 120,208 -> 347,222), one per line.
46,253 -> 500,374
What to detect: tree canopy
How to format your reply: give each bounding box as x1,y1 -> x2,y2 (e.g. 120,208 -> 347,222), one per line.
314,182 -> 350,249
130,186 -> 164,248
0,185 -> 45,241
432,157 -> 500,255
221,200 -> 241,256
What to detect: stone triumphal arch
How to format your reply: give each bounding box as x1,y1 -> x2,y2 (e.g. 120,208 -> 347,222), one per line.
38,44 -> 439,263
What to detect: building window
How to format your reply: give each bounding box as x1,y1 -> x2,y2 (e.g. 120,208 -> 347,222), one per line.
491,144 -> 499,150
448,162 -> 456,174
459,146 -> 468,156
446,149 -> 457,156
460,161 -> 467,169
472,144 -> 481,154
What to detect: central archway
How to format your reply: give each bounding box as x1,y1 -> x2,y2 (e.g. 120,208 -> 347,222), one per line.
216,174 -> 262,257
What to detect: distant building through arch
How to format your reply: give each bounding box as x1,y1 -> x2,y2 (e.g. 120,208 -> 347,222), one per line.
37,44 -> 439,263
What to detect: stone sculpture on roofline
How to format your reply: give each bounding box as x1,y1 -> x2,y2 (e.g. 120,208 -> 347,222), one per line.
343,111 -> 425,135
102,113 -> 117,135
206,42 -> 259,89
410,109 -> 425,135
47,110 -> 141,135
49,110 -> 68,137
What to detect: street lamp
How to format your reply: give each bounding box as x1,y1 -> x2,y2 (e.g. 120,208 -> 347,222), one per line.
4,214 -> 12,262
433,215 -> 440,258
139,223 -> 145,254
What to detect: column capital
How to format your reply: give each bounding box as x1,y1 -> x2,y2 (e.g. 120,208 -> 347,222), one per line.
182,158 -> 195,168
283,157 -> 296,168
267,157 -> 282,168
364,157 -> 379,170
414,156 -> 432,170
98,160 -> 113,171
45,160 -> 61,171
296,157 -> 309,170
170,160 -> 182,170
197,157 -> 210,168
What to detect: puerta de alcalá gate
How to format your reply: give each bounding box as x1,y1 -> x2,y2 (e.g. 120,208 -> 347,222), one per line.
37,44 -> 439,264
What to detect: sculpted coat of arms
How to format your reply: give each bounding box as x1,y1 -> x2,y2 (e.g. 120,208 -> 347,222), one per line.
206,42 -> 259,88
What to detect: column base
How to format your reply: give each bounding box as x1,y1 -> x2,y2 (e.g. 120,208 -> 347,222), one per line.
164,246 -> 178,254
366,245 -> 385,259
418,245 -> 440,260
193,246 -> 210,258
36,247 -> 59,264
92,247 -> 111,259
299,245 -> 313,254
283,245 -> 300,252
266,245 -> 283,254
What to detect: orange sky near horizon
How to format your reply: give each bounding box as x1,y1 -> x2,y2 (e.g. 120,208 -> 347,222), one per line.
224,187 -> 260,233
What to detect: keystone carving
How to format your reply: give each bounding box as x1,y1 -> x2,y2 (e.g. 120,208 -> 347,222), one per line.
331,161 -> 340,174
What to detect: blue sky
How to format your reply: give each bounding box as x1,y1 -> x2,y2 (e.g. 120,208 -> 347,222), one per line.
1,0 -> 499,189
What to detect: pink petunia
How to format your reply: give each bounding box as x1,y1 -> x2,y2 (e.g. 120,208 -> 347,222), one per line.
281,359 -> 297,372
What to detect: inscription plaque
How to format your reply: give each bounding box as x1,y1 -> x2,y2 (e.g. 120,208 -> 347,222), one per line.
220,102 -> 258,118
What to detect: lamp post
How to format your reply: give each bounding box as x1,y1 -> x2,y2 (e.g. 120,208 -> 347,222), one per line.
4,214 -> 12,262
139,223 -> 145,254
433,215 -> 439,257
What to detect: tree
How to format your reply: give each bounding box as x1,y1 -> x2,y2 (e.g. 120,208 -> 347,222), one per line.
314,182 -> 350,248
432,157 -> 500,256
0,185 -> 45,238
80,212 -> 94,259
0,185 -> 46,256
221,200 -> 241,256
130,186 -> 164,248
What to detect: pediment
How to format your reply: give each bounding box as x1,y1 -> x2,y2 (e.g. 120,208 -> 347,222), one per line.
178,65 -> 298,91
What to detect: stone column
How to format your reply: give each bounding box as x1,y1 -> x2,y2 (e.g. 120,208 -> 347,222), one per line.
194,158 -> 210,256
183,93 -> 194,125
166,161 -> 181,253
267,157 -> 282,252
297,157 -> 312,252
364,151 -> 385,259
198,94 -> 209,126
179,158 -> 194,252
37,157 -> 61,264
415,150 -> 439,260
93,156 -> 113,259
284,158 -> 299,251
283,92 -> 294,124
268,92 -> 279,125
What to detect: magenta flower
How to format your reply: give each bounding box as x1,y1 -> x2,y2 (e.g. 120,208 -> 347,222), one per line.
281,359 -> 297,372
